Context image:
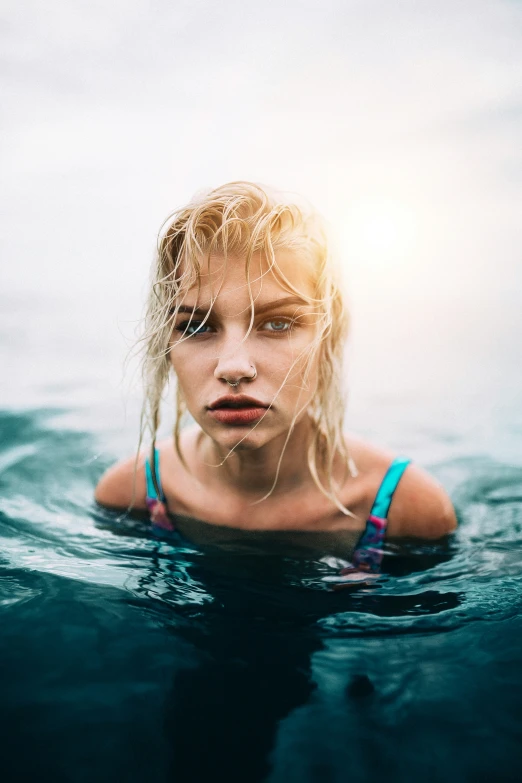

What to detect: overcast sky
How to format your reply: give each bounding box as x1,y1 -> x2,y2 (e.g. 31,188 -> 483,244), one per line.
1,0 -> 521,417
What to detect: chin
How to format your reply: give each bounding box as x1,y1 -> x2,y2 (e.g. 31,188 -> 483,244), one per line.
218,430 -> 268,452
209,423 -> 280,453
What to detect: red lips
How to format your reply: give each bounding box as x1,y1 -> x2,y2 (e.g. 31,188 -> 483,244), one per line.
207,394 -> 270,426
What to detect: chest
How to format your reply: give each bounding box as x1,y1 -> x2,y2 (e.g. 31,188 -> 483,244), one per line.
162,485 -> 364,561
162,468 -> 368,537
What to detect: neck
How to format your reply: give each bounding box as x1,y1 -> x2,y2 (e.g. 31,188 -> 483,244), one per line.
198,418 -> 316,497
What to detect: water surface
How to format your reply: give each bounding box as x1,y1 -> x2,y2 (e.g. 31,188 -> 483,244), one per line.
1,380 -> 522,782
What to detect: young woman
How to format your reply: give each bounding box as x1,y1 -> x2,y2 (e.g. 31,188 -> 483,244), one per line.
95,181 -> 456,579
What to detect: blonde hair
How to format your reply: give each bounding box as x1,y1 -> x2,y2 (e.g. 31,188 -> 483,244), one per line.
139,181 -> 355,513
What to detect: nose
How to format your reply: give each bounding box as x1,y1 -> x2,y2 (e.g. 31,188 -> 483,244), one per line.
214,333 -> 257,385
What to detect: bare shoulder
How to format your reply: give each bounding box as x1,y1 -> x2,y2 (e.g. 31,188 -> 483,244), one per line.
94,435 -> 190,512
94,430 -> 197,512
94,450 -> 148,511
386,460 -> 457,539
346,435 -> 457,540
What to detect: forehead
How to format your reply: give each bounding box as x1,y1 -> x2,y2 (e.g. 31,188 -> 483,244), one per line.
182,248 -> 316,305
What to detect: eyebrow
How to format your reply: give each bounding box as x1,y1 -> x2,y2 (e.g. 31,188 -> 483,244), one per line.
174,295 -> 311,317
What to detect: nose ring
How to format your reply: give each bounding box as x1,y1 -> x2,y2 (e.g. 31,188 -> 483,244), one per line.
225,367 -> 257,387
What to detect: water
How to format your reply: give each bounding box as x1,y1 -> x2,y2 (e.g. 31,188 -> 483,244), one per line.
2,297 -> 522,781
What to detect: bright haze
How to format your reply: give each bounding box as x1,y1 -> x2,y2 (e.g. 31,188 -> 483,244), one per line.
1,0 -> 521,463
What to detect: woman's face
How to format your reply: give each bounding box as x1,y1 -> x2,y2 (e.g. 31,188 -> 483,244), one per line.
169,248 -> 321,453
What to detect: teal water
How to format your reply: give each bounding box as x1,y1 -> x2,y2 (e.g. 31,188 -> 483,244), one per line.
1,287 -> 522,782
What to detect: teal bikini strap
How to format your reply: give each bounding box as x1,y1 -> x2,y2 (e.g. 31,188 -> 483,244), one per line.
347,457 -> 411,573
145,448 -> 165,501
370,457 -> 411,519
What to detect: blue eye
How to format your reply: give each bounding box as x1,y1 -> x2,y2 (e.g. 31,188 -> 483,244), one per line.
177,320 -> 212,336
263,319 -> 292,332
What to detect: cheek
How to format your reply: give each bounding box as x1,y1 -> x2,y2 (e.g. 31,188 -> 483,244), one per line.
261,338 -> 319,390
257,345 -> 304,385
169,346 -> 208,389
274,347 -> 320,401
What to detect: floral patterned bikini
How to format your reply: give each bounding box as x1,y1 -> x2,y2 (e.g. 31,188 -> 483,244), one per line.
144,449 -> 411,578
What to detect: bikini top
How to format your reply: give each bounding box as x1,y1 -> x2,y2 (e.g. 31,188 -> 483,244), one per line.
144,449 -> 411,573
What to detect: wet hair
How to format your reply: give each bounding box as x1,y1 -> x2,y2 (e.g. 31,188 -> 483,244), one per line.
138,181 -> 356,514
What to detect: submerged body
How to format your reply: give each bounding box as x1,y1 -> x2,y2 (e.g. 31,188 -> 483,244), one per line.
95,182 -> 456,569
96,428 -> 455,566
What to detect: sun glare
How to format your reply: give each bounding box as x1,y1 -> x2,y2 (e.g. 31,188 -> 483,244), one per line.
340,201 -> 417,269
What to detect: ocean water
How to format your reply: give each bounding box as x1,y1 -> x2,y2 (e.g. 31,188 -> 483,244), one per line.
1,289 -> 522,783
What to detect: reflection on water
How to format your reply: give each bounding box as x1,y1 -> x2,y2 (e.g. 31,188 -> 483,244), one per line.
1,408 -> 522,782
128,541 -> 462,781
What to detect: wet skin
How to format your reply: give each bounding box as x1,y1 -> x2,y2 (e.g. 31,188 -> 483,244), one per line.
169,249 -> 325,497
